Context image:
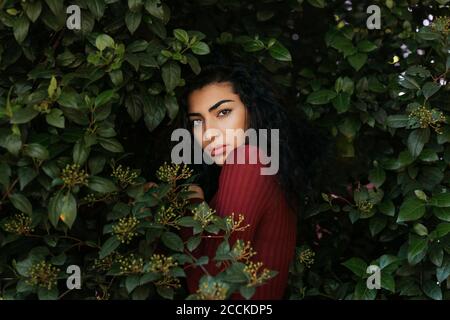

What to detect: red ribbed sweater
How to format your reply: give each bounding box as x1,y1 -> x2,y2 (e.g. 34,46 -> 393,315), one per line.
184,145 -> 297,300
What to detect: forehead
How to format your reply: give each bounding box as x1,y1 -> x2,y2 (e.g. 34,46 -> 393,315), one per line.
187,82 -> 239,113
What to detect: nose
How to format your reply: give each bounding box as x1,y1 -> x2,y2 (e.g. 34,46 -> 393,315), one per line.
203,124 -> 221,143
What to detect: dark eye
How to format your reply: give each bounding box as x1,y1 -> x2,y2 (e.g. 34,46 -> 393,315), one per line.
218,109 -> 231,117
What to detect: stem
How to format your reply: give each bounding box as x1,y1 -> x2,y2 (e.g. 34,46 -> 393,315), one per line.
1,178 -> 19,201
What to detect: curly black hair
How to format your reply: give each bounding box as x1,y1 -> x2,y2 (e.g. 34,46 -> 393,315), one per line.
179,61 -> 334,215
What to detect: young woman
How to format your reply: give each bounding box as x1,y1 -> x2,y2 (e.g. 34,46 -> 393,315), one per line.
179,63 -> 330,299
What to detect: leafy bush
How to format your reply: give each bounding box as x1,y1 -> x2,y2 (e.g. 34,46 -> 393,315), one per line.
0,0 -> 450,300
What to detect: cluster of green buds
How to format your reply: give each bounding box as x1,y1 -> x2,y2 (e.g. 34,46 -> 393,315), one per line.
32,100 -> 51,114
26,261 -> 60,290
155,275 -> 181,289
192,204 -> 215,228
155,205 -> 180,228
298,248 -> 315,268
93,253 -> 121,272
225,213 -> 250,234
243,261 -> 272,287
196,280 -> 229,300
117,254 -> 144,274
112,216 -> 139,244
3,213 -> 33,235
231,240 -> 257,263
111,164 -> 138,187
356,200 -> 374,216
156,163 -> 193,183
432,16 -> 450,33
148,254 -> 181,289
409,105 -> 446,134
61,164 -> 89,188
148,254 -> 178,274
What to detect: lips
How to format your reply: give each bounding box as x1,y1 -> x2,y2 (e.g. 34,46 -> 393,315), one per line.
210,144 -> 228,157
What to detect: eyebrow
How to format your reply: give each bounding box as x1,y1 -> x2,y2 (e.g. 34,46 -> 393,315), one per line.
188,99 -> 234,117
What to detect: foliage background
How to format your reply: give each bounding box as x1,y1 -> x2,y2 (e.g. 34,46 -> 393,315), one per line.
0,0 -> 450,300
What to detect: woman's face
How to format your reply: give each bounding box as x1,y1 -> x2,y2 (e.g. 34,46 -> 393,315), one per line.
187,82 -> 249,165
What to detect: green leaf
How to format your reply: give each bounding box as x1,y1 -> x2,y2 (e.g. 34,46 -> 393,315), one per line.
9,193 -> 32,215
95,34 -> 115,51
24,1 -> 42,22
422,281 -> 442,300
45,0 -> 64,16
46,108 -> 65,128
380,273 -> 395,293
143,96 -> 165,131
417,26 -> 440,41
397,198 -> 426,222
430,223 -> 450,239
73,140 -> 90,165
174,29 -> 189,44
332,93 -> 351,114
433,207 -> 450,222
3,134 -> 22,156
161,61 -> 181,92
268,40 -> 292,62
145,0 -> 165,20
430,193 -> 450,207
386,115 -> 409,128
354,280 -> 377,300
24,143 -> 49,160
422,82 -> 440,99
88,176 -> 119,193
342,257 -> 367,277
186,235 -> 201,252
161,231 -> 184,252
87,0 -> 106,19
97,137 -> 124,153
407,128 -> 430,158
307,0 -> 325,8
125,11 -> 142,34
191,41 -> 210,55
242,39 -> 265,52
18,167 -> 37,190
437,260 -> 450,282
11,106 -> 39,124
357,40 -> 377,52
348,53 -> 368,71
240,286 -> 256,300
13,15 -> 30,43
126,275 -> 141,293
48,191 -> 63,228
164,95 -> 178,120
157,286 -> 174,300
407,235 -> 428,265
95,90 -> 117,108
37,287 -> 58,300
368,166 -> 385,188
429,246 -> 443,267
369,216 -> 387,237
99,236 -> 121,259
59,192 -> 77,229
306,90 -> 336,105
